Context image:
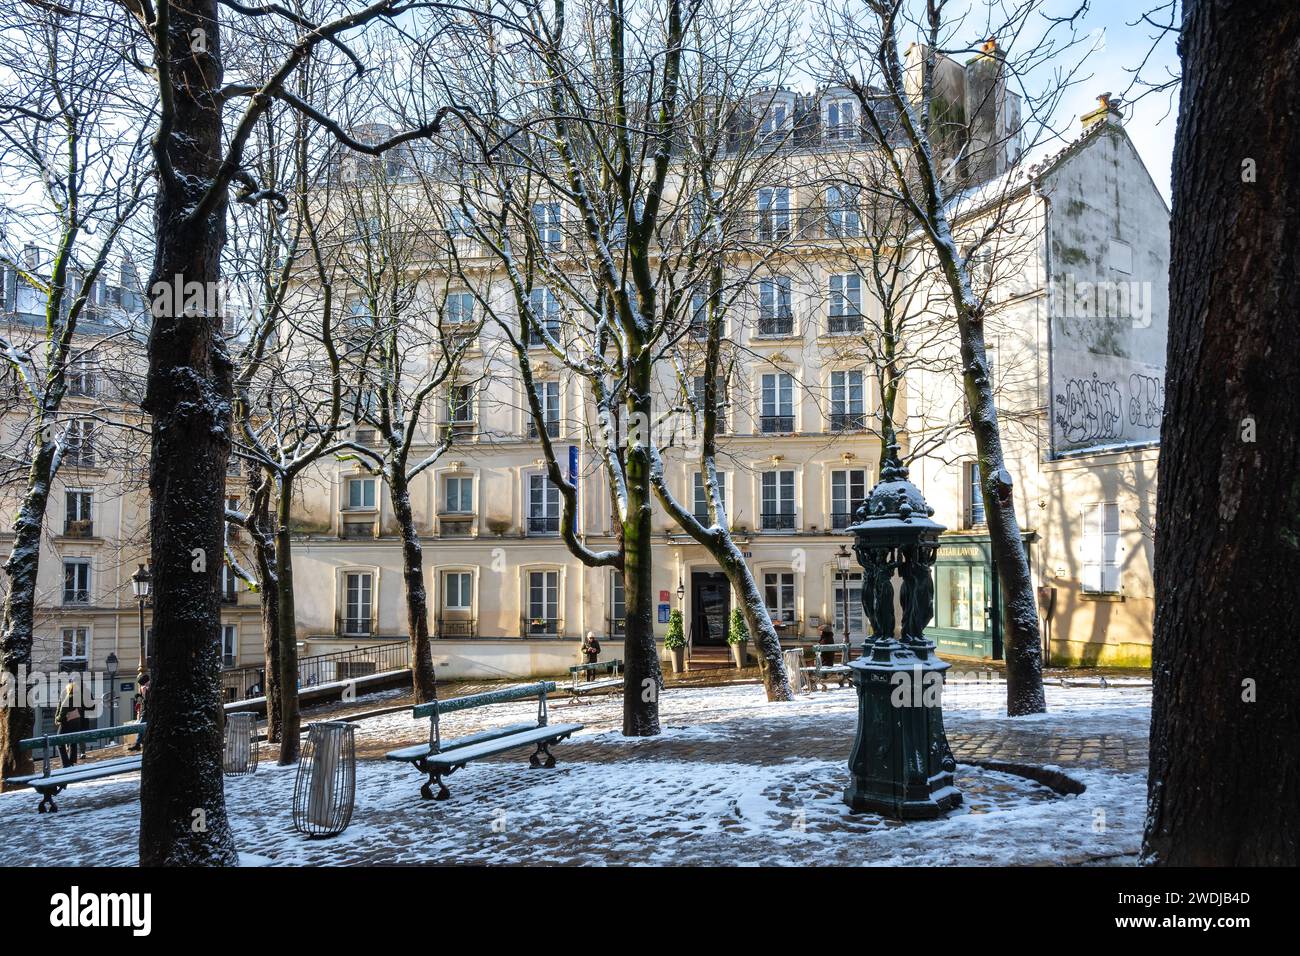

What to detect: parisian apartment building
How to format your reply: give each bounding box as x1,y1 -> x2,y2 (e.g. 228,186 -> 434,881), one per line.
1,50 -> 1168,727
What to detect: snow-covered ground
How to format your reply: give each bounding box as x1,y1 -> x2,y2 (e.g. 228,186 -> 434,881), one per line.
0,681 -> 1151,866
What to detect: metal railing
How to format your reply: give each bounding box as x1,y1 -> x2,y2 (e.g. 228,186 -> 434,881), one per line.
437,618 -> 477,638
759,415 -> 794,433
756,314 -> 795,337
219,640 -> 409,702
521,616 -> 564,638
527,514 -> 560,535
831,510 -> 858,531
335,614 -> 376,637
828,412 -> 867,432
827,312 -> 865,334
527,419 -> 561,439
760,511 -> 797,531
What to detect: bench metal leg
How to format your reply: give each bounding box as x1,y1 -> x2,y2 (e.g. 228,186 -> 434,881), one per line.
36,791 -> 58,813
420,775 -> 451,801
528,741 -> 557,769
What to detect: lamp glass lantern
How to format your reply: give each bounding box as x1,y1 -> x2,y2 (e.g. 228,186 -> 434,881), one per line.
131,563 -> 152,600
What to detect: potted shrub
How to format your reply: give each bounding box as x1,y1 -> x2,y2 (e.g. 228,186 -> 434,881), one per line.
727,608 -> 749,668
664,608 -> 686,673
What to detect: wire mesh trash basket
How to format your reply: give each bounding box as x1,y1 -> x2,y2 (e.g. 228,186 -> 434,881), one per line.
223,712 -> 259,776
292,721 -> 357,838
783,648 -> 810,694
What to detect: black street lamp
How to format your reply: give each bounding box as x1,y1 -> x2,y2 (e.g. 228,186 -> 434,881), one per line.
835,544 -> 852,644
105,652 -> 118,727
843,447 -> 961,820
676,577 -> 685,604
131,563 -> 151,680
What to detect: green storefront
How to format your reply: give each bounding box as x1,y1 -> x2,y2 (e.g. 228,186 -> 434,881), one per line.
929,532 -> 1035,661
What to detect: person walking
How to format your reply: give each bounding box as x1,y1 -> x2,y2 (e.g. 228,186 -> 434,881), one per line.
128,673 -> 150,751
53,680 -> 82,767
580,631 -> 601,668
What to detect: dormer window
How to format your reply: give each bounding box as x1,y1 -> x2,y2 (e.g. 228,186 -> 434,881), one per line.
825,98 -> 857,140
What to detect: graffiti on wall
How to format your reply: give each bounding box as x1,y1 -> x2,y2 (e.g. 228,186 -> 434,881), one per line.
1052,367 -> 1165,451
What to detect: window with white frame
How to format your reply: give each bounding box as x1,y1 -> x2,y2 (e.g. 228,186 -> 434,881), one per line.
691,374 -> 727,434
527,474 -> 561,534
693,471 -> 727,524
609,572 -> 626,636
448,207 -> 474,239
443,571 -> 473,610
346,476 -> 377,510
526,287 -> 562,343
763,571 -> 796,625
447,383 -> 475,428
343,572 -> 373,635
759,101 -> 788,139
757,276 -> 793,335
445,291 -> 475,325
444,475 -> 474,514
63,559 -> 90,605
829,370 -> 866,431
67,351 -> 98,397
761,470 -> 796,531
64,419 -> 95,467
221,624 -> 237,667
61,626 -> 89,662
826,185 -> 861,237
756,187 -> 791,240
831,469 -> 868,530
1081,502 -> 1122,594
64,490 -> 92,536
533,202 -> 562,249
828,273 -> 863,332
689,292 -> 709,338
832,571 -> 865,640
824,98 -> 856,139
527,570 -> 560,635
528,380 -> 561,438
760,372 -> 794,433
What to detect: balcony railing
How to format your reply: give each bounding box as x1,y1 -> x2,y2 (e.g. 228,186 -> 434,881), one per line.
527,514 -> 560,535
522,616 -> 564,638
335,614 -> 375,637
831,510 -> 859,531
62,589 -> 90,606
756,314 -> 794,337
759,414 -> 794,434
219,640 -> 408,702
827,312 -> 864,334
437,618 -> 477,638
760,511 -> 797,531
828,412 -> 867,432
63,518 -> 93,538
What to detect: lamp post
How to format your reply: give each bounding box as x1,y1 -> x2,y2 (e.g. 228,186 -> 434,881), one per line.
843,446 -> 961,820
131,563 -> 151,681
675,577 -> 685,604
104,653 -> 118,727
835,544 -> 851,645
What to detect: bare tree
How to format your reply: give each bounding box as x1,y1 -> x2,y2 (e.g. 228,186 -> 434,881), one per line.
0,0 -> 150,785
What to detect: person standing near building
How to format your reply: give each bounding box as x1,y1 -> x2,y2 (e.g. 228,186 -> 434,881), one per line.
54,680 -> 83,767
129,673 -> 150,751
581,631 -> 601,668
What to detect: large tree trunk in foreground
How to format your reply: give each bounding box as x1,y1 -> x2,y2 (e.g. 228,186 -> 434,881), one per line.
274,476 -> 301,764
0,442 -> 57,787
1143,0 -> 1300,866
138,0 -> 239,866
390,469 -> 436,702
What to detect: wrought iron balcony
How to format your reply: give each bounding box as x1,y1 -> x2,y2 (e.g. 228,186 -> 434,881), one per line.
756,313 -> 795,337
831,510 -> 858,531
760,511 -> 797,531
759,414 -> 794,434
827,312 -> 864,334
521,616 -> 564,638
336,614 -> 375,637
527,514 -> 560,535
828,412 -> 867,432
437,618 -> 477,638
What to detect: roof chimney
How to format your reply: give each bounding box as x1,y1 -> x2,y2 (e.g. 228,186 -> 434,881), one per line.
1081,92 -> 1124,131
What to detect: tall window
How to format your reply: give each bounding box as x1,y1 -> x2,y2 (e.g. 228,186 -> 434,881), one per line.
67,351 -> 98,397
757,276 -> 793,335
761,471 -> 796,531
527,570 -> 560,635
825,99 -> 857,139
759,102 -> 788,139
63,559 -> 90,605
448,384 -> 474,430
528,474 -> 561,534
346,476 -> 376,510
221,624 -> 237,667
833,572 -> 865,640
64,419 -> 95,468
344,572 -> 373,635
528,381 -> 561,438
964,461 -> 986,528
756,187 -> 791,240
609,572 -> 626,636
445,291 -> 474,325
533,202 -> 562,250
829,370 -> 866,431
448,207 -> 474,239
760,372 -> 794,433
526,288 -> 562,343
443,571 -> 473,610
1082,502 -> 1121,594
61,626 -> 89,663
763,571 -> 796,624
444,475 -> 474,513
826,185 -> 861,237
65,490 -> 92,537
691,375 -> 727,434
831,469 -> 868,530
828,273 -> 863,332
688,293 -> 709,338
693,471 -> 727,525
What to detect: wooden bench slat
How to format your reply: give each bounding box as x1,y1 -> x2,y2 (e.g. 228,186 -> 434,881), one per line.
385,721 -> 539,763
421,723 -> 583,769
18,723 -> 146,752
412,681 -> 557,720
571,678 -> 624,692
14,757 -> 142,790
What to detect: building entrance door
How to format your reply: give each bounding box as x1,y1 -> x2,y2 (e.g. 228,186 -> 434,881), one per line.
690,572 -> 731,647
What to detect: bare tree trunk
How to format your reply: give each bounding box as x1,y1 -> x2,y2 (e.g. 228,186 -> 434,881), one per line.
247,482 -> 282,742
390,468 -> 436,702
274,475 -> 300,764
1143,0 -> 1300,866
622,348 -> 662,736
0,441 -> 57,786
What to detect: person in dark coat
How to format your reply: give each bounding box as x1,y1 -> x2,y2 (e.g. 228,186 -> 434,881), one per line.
128,673 -> 150,751
581,631 -> 601,667
53,680 -> 82,767
818,623 -> 837,668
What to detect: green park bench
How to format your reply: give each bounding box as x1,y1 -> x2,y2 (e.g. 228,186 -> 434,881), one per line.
800,643 -> 855,692
385,681 -> 582,801
5,723 -> 146,813
567,659 -> 624,702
